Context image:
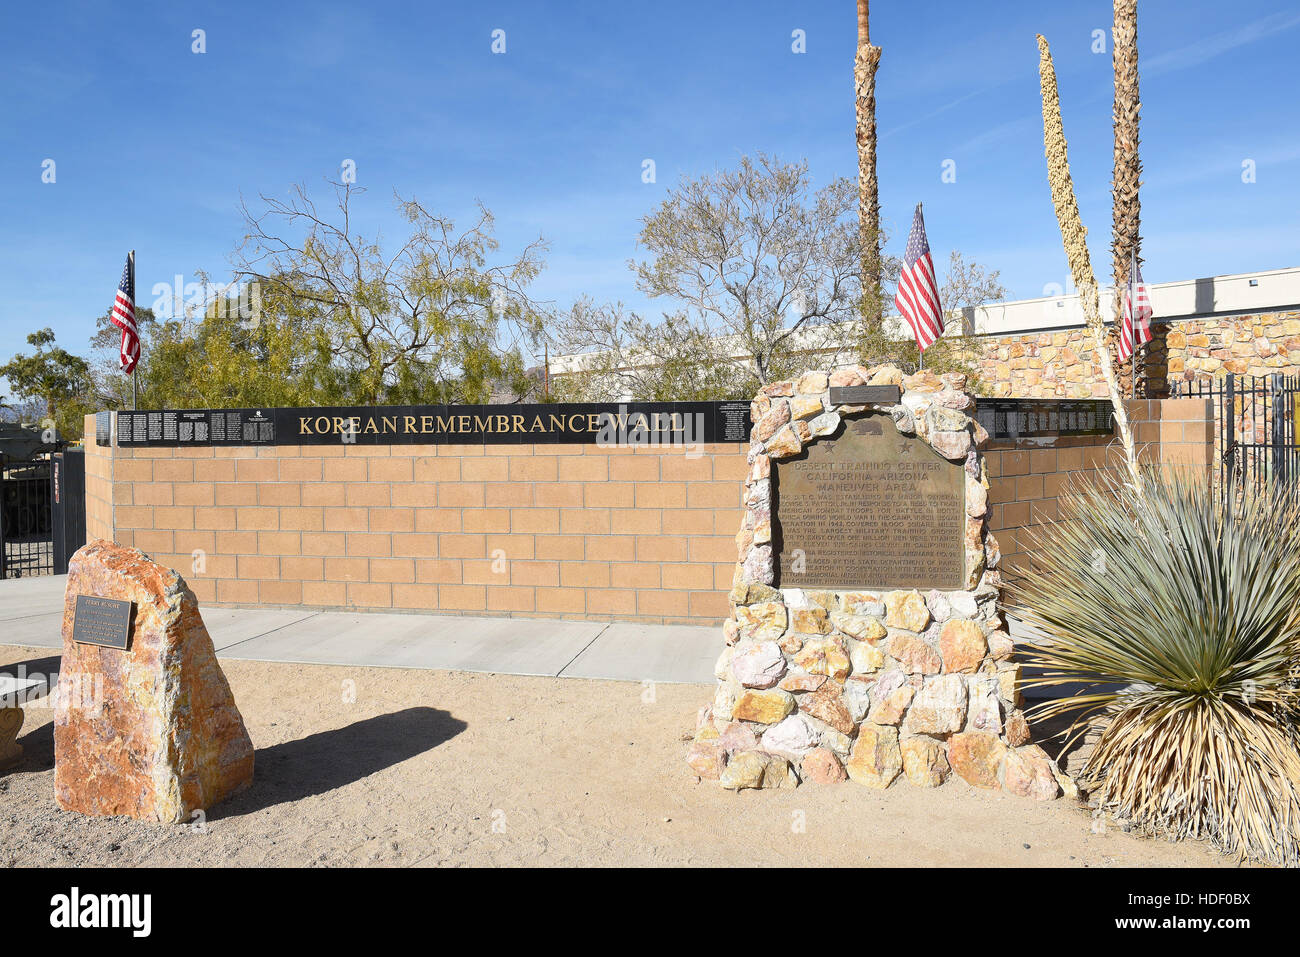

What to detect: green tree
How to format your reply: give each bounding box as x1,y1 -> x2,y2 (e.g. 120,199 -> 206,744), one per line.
233,181 -> 549,405
633,154 -> 868,393
0,328 -> 93,440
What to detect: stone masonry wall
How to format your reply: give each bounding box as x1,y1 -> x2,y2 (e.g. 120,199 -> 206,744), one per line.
689,365 -> 1072,799
974,309 -> 1300,398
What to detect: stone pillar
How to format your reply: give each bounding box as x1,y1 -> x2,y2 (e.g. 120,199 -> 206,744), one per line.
688,365 -> 1072,800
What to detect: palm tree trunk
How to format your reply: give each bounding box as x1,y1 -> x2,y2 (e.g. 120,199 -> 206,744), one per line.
1112,0 -> 1142,396
856,0 -> 883,327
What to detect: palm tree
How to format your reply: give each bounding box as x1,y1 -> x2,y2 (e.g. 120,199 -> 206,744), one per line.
1111,0 -> 1142,394
855,0 -> 883,326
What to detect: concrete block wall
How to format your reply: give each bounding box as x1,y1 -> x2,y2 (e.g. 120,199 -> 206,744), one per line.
84,418 -> 747,625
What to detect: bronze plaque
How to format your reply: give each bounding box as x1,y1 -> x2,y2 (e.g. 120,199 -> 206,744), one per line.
71,595 -> 133,650
776,415 -> 965,590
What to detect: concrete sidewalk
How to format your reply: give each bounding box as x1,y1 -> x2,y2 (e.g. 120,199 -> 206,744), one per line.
0,574 -> 719,685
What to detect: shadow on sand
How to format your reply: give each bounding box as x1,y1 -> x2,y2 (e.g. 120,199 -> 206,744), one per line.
221,707 -> 467,817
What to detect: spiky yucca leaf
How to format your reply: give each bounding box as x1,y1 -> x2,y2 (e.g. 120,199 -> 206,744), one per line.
1014,469 -> 1300,865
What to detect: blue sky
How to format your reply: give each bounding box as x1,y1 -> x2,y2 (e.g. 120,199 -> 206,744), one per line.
2,0 -> 1298,381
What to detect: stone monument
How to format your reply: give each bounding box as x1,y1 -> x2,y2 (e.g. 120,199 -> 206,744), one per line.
689,365 -> 1070,799
55,540 -> 255,822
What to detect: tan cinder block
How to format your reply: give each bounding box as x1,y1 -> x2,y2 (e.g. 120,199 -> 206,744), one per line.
484,482 -> 534,507
416,558 -> 462,584
535,535 -> 585,561
560,562 -> 611,589
206,460 -> 237,482
438,483 -> 485,508
485,533 -> 534,560
392,533 -> 439,558
173,482 -> 214,507
133,483 -> 173,507
324,507 -> 369,532
235,459 -> 278,483
689,590 -> 730,621
345,483 -> 390,508
660,455 -> 713,482
391,483 -> 436,507
279,458 -> 323,482
279,507 -> 324,531
368,457 -> 414,482
152,460 -> 195,482
585,535 -> 635,562
686,483 -> 740,509
302,581 -> 346,606
325,557 -> 370,581
257,531 -> 300,554
661,563 -> 702,590
508,560 -> 560,587
416,508 -> 461,533
612,562 -> 660,589
635,483 -> 687,509
587,589 -> 636,616
322,458 -> 367,483
413,456 -> 460,482
346,533 -> 392,557
152,506 -> 194,530
462,508 -> 511,533
462,457 -> 510,482
636,536 -> 688,563
439,584 -> 486,611
487,586 -> 536,613
536,587 -> 585,615
608,457 -> 659,481
509,457 -> 558,482
215,530 -> 258,554
457,558 -> 504,586
370,558 -> 416,583
215,484 -> 257,507
369,508 -> 415,533
510,508 -> 560,534
638,590 -> 689,619
301,532 -> 346,555
114,460 -> 153,482
218,579 -> 260,604
131,529 -> 174,556
259,581 -> 303,605
1001,451 -> 1030,476
534,482 -> 585,507
393,584 -> 439,610
258,483 -> 302,507
558,457 -> 608,482
1016,474 -> 1045,501
560,509 -> 611,535
440,533 -> 486,558
281,556 -> 324,580
303,482 -> 347,507
711,453 -> 750,482
687,536 -> 735,563
347,582 -> 392,608
613,508 -> 662,534
237,555 -> 280,580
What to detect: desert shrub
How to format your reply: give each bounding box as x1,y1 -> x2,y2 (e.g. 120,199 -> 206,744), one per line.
1014,469 -> 1300,865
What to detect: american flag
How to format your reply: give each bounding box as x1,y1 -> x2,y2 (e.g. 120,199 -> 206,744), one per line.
1116,252 -> 1153,363
894,204 -> 944,351
111,253 -> 140,374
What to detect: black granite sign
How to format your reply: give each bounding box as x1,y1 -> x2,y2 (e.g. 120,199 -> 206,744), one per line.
71,595 -> 133,650
976,399 -> 1114,440
111,401 -> 753,448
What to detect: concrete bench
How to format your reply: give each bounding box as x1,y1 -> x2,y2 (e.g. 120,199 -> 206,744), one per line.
1,673 -> 49,771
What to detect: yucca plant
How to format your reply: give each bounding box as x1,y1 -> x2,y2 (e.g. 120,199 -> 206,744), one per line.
1014,469 -> 1300,865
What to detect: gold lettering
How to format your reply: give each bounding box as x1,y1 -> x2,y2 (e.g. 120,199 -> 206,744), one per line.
362,417 -> 378,434
299,416 -> 313,435
314,416 -> 331,434
436,415 -> 454,433
512,414 -> 524,433
421,415 -> 435,433
382,416 -> 397,433
403,416 -> 416,433
549,414 -> 565,432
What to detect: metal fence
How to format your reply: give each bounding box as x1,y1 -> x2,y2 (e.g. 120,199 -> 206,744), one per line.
0,453 -> 54,578
1172,374 -> 1300,498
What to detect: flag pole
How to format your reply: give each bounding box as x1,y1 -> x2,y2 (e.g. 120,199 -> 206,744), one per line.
1128,248 -> 1137,399
129,250 -> 138,411
916,203 -> 924,373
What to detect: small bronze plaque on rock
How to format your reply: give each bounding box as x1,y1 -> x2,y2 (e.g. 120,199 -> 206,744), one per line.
776,414 -> 965,590
71,595 -> 133,650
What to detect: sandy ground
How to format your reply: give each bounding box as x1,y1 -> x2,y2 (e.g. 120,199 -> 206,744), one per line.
0,643 -> 1234,868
